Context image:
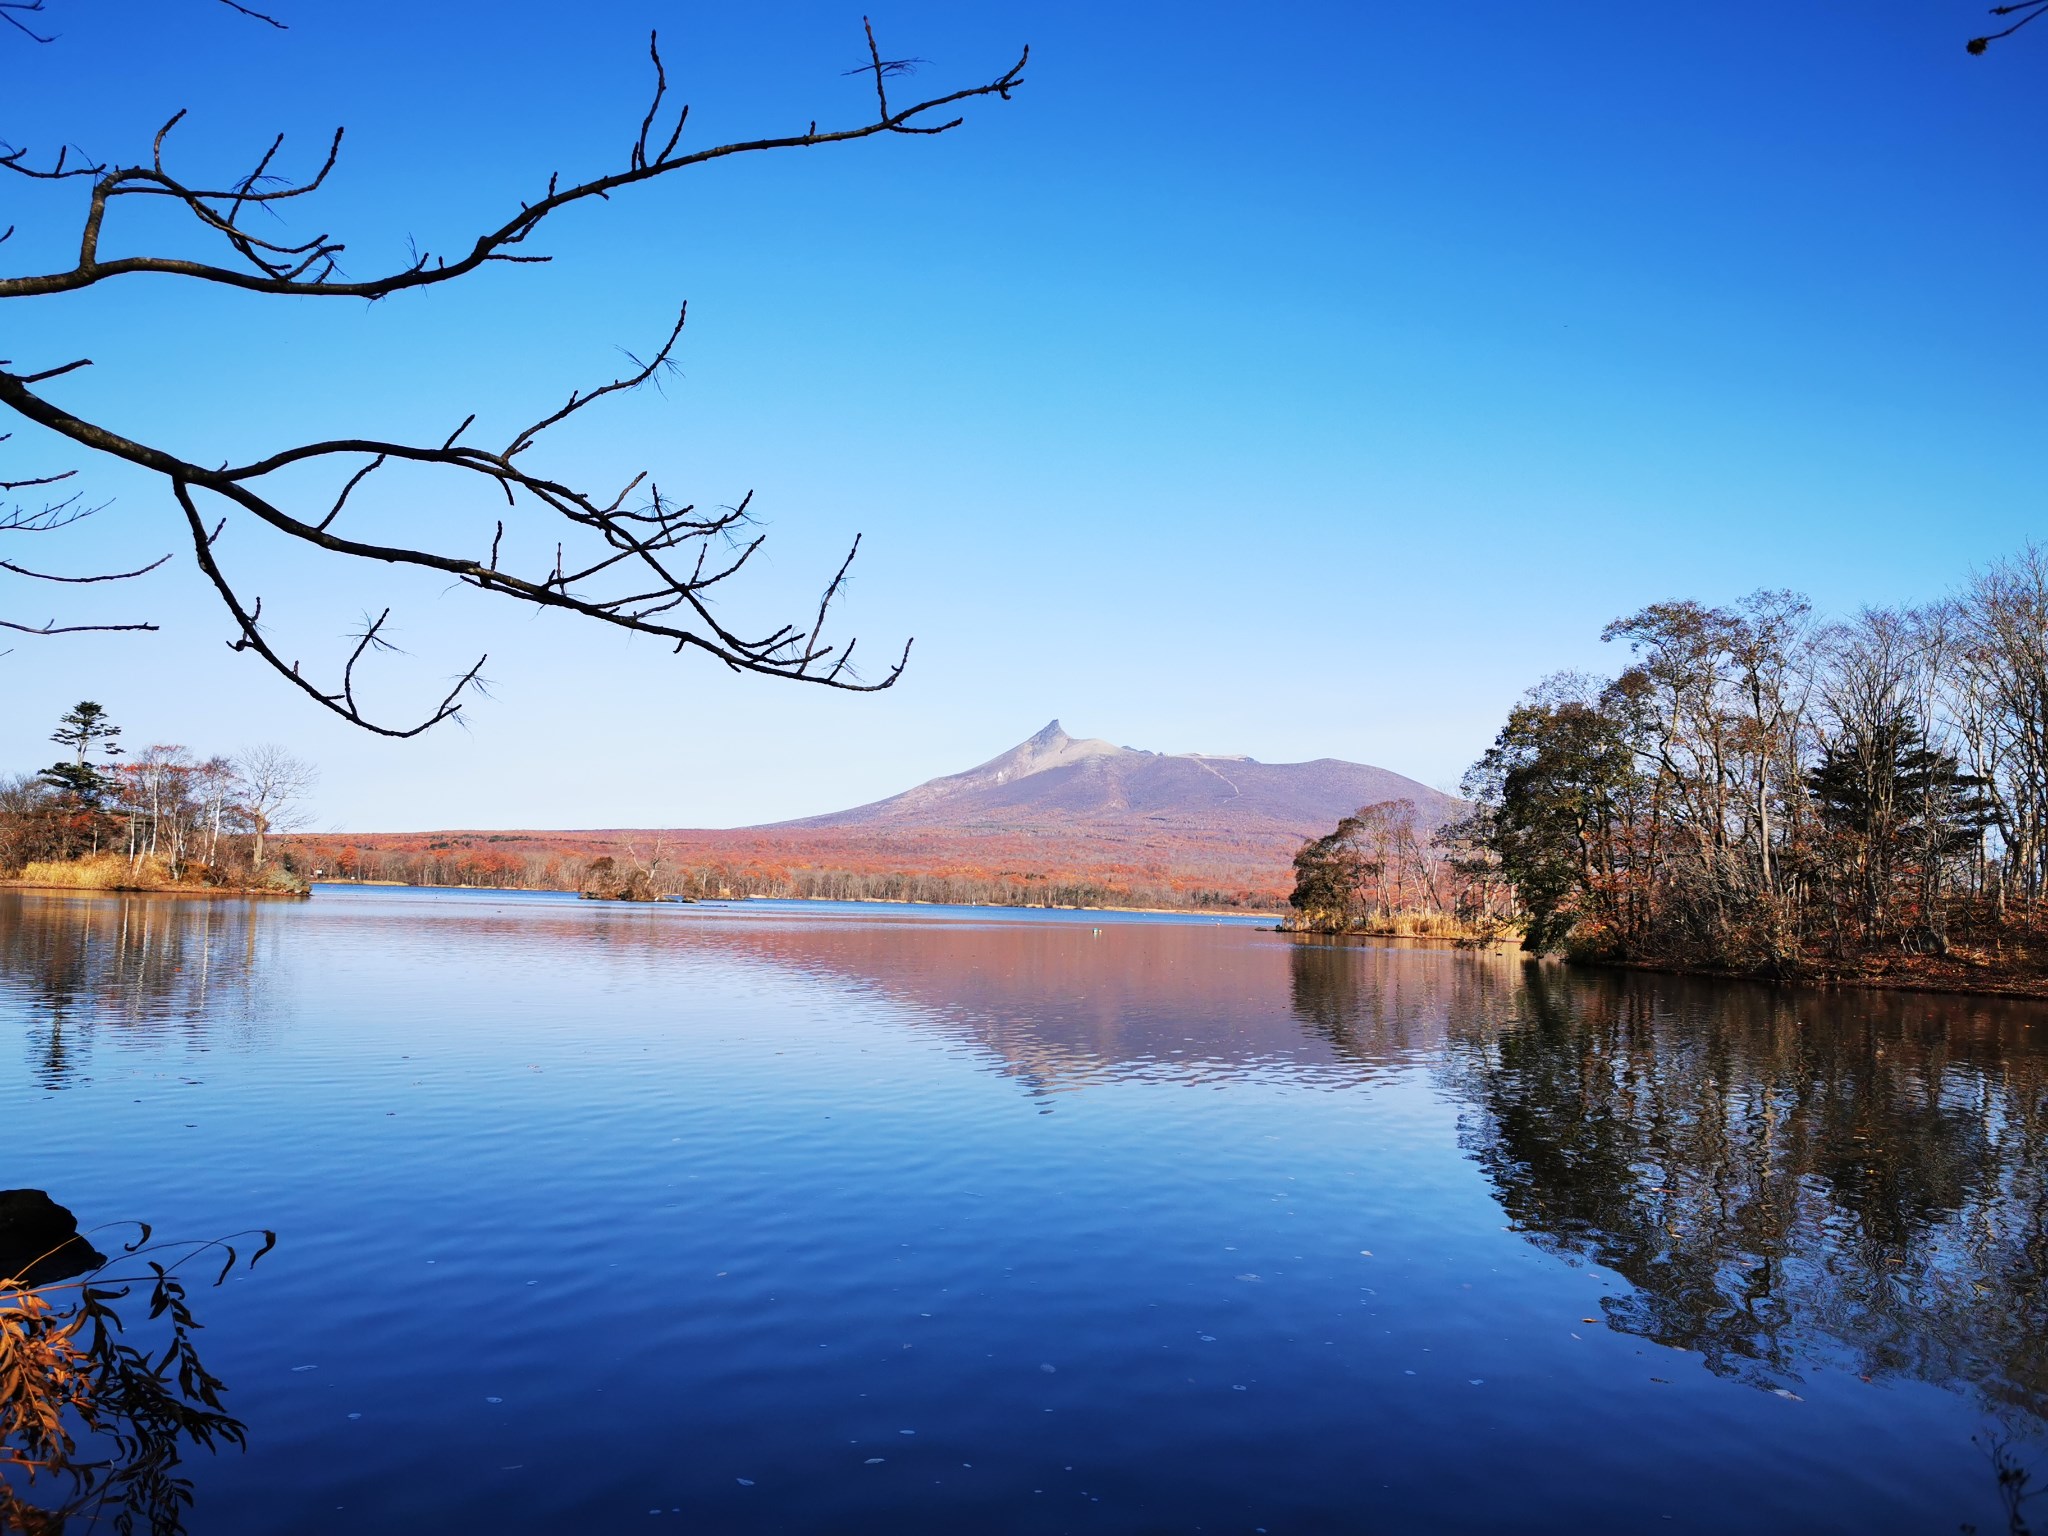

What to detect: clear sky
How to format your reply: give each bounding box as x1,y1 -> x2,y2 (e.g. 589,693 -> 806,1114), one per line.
4,2 -> 2044,831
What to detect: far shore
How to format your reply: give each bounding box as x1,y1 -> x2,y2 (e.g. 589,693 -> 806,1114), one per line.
306,877 -> 1284,919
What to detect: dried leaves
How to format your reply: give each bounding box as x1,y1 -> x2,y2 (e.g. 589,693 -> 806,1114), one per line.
0,1225 -> 274,1535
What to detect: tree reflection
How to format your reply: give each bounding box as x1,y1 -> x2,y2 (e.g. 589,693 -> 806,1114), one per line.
1,1193 -> 272,1536
1288,936 -> 1518,1069
0,893 -> 272,1088
1444,967 -> 2048,1417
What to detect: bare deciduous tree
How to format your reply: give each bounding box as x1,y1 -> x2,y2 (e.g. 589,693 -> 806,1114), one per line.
1,15 -> 1027,731
1459,553 -> 2037,973
234,743 -> 315,869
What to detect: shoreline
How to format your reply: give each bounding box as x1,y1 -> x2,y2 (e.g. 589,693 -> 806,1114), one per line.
1577,952 -> 2048,1003
1283,925 -> 2048,1001
307,878 -> 1282,919
0,879 -> 310,900
10,874 -> 2040,995
1281,928 -> 1525,955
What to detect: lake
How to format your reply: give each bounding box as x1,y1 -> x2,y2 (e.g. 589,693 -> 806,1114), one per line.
2,884 -> 2044,1533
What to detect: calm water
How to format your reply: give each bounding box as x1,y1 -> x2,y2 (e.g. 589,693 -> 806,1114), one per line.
3,885 -> 2045,1533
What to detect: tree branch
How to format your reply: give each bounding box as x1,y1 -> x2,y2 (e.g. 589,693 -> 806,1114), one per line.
0,19 -> 1014,727
0,30 -> 1026,301
1970,0 -> 2048,52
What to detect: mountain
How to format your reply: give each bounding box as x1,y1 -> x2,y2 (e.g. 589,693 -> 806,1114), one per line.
774,720 -> 1463,838
302,722 -> 1463,907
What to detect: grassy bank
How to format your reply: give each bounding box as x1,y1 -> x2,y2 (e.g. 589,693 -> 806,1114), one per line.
5,854 -> 310,897
1283,908 -> 1518,944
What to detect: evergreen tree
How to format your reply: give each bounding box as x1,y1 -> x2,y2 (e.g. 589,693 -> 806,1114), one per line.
35,760 -> 113,808
1808,710 -> 1992,938
38,702 -> 123,812
49,702 -> 122,767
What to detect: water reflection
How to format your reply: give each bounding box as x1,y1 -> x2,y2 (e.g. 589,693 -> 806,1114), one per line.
9,887 -> 2048,1527
659,916 -> 1530,1099
1287,935 -> 1517,1067
0,1191 -> 269,1536
1445,966 -> 2048,1418
0,892 -> 278,1086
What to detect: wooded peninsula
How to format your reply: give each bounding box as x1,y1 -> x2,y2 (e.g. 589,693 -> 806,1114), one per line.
1289,544 -> 2048,996
1,703 -> 315,895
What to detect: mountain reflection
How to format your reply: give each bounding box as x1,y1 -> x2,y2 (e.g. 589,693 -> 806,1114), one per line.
9,888 -> 2046,1431
0,892 -> 275,1086
1445,966 -> 2048,1418
669,916 -> 1513,1093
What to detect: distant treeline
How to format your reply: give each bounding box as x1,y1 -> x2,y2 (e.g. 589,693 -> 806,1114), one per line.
1442,545 -> 2048,983
293,837 -> 1272,911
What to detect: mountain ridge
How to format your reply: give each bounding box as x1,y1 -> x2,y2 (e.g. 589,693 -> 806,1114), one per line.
766,719 -> 1462,838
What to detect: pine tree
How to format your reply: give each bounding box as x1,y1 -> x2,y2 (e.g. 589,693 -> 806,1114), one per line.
38,702 -> 124,812
49,702 -> 122,767
1808,709 -> 1993,942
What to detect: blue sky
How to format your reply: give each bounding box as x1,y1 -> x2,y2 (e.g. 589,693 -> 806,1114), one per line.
4,2 -> 2043,830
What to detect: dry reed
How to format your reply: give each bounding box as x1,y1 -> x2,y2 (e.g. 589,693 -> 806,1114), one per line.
12,854 -> 174,890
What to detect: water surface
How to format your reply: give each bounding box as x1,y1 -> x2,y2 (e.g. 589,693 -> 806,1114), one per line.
2,886 -> 2043,1532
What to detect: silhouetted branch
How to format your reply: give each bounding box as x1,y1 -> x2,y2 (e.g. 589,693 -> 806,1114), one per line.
0,0 -> 50,43
0,28 -> 1026,302
0,19 -> 1023,727
1969,0 -> 2048,52
3,440 -> 162,631
214,0 -> 284,29
0,615 -> 157,634
1,551 -> 171,583
0,0 -> 283,46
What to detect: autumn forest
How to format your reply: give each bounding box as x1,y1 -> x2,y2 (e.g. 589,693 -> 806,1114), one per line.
1355,543 -> 2048,992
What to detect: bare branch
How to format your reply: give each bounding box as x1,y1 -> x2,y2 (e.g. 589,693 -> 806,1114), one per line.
1,550 -> 171,582
0,0 -> 52,44
319,452 -> 384,531
1971,0 -> 2048,51
0,616 -> 157,633
172,479 -> 480,736
0,489 -> 102,530
13,356 -> 90,384
0,28 -> 1028,302
506,307 -> 686,455
1,437 -> 165,629
215,0 -> 286,29
0,19 -> 1002,719
0,140 -> 103,181
0,467 -> 76,493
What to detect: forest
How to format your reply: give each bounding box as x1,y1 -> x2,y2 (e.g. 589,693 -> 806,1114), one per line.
0,702 -> 317,893
1442,544 -> 2048,988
